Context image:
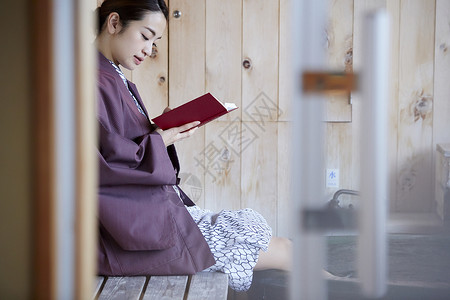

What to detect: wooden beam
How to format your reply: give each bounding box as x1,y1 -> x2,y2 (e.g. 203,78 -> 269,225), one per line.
302,71 -> 357,94
31,0 -> 56,298
74,0 -> 97,299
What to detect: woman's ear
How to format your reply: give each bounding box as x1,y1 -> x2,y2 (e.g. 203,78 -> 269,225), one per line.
106,12 -> 121,34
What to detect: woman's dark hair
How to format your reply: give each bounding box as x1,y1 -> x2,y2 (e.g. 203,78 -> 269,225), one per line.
97,0 -> 169,34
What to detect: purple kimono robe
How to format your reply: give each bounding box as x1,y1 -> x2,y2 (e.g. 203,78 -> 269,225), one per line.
96,52 -> 215,276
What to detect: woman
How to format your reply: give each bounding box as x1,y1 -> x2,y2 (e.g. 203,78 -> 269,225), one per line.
96,0 -> 291,291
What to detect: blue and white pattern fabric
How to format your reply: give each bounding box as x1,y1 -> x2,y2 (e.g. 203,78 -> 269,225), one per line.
108,60 -> 147,117
186,205 -> 272,291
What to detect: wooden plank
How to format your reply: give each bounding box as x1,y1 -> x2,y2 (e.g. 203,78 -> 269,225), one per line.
385,0 -> 400,212
142,275 -> 188,300
1,1 -> 33,298
242,0 -> 279,122
203,0 -> 241,213
75,1 -> 98,299
203,121 -> 241,212
277,121 -> 292,237
433,0 -> 450,218
239,0 -> 280,230
278,0 -> 293,121
205,0 -> 242,121
186,272 -> 228,300
241,122 -> 278,232
168,0 -> 206,207
98,276 -> 146,300
176,127 -> 206,208
94,276 -> 105,298
322,0 -> 376,210
433,0 -> 450,145
396,0 -> 435,212
325,123 -> 353,206
31,0 -> 56,297
325,0 -> 353,122
435,144 -> 450,220
168,0 -> 205,106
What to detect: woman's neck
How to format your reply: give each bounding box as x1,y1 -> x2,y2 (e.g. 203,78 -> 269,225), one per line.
95,34 -> 115,64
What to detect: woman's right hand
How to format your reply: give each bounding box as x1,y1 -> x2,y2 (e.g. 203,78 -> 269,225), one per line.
155,121 -> 201,147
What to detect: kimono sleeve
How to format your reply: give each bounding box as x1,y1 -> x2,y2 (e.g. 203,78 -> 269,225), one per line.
98,121 -> 177,186
96,72 -> 179,250
96,73 -> 178,186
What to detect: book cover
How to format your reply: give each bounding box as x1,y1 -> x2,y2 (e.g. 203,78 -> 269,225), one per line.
151,93 -> 238,130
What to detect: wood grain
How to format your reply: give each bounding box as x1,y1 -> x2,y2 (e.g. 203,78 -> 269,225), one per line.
386,0 -> 400,212
277,121 -> 292,237
75,1 -> 98,299
242,0 -> 279,122
142,276 -> 188,300
433,0 -> 450,145
186,272 -> 228,300
98,277 -> 146,300
325,0 -> 353,122
168,0 -> 206,106
435,144 -> 450,220
278,0 -> 293,121
94,276 -> 105,298
205,0 -> 242,121
433,0 -> 450,217
204,121 -> 241,212
31,0 -> 56,297
168,0 -> 207,207
397,0 -> 435,212
241,122 -> 278,232
325,123 -> 354,206
202,0 -> 242,212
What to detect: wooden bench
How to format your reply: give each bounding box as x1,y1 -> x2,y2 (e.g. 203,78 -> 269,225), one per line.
93,272 -> 228,300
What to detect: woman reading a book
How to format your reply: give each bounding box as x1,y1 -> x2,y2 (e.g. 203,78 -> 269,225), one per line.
96,0 -> 291,291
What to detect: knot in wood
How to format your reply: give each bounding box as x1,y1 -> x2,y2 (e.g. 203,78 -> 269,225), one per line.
413,93 -> 433,122
242,58 -> 252,69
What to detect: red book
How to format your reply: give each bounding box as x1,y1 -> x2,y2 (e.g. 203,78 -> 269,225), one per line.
151,93 -> 238,130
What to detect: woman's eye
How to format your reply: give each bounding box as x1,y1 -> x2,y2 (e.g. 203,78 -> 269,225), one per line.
142,34 -> 149,41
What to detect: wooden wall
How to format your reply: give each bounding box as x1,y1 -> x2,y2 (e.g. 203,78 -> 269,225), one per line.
0,0 -> 32,297
121,0 -> 450,236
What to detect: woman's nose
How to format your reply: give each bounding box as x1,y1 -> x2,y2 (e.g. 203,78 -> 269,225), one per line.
143,43 -> 153,57
143,47 -> 151,57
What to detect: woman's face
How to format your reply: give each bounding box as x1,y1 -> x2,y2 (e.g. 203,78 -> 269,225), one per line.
110,11 -> 166,70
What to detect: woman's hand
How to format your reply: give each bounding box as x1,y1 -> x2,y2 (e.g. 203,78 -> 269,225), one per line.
155,121 -> 200,146
154,107 -> 200,146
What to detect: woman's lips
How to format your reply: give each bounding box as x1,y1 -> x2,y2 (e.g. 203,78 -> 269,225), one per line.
134,56 -> 143,65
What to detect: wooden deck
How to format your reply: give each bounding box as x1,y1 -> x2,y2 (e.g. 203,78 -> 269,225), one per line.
94,272 -> 228,300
